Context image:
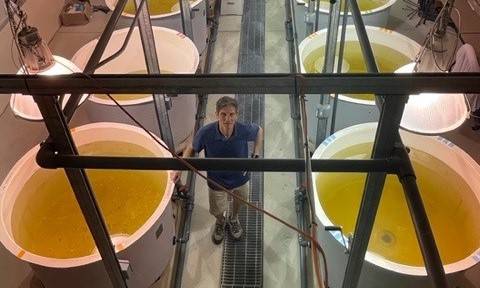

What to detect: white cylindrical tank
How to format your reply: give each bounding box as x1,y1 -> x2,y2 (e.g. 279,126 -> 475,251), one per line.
312,123 -> 480,288
0,122 -> 175,288
299,26 -> 420,141
72,27 -> 199,153
294,0 -> 397,40
105,0 -> 208,54
10,55 -> 89,121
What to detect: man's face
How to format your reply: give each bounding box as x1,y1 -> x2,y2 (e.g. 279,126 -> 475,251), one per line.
216,105 -> 238,129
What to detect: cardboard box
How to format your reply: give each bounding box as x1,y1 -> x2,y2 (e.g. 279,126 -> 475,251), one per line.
60,0 -> 93,26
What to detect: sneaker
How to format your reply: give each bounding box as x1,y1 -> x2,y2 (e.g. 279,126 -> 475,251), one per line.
228,216 -> 243,240
211,219 -> 225,245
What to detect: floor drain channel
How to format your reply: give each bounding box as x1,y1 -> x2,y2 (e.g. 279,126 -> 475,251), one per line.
220,0 -> 265,285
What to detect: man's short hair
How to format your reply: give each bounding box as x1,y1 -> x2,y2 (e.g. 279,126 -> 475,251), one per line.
216,96 -> 238,112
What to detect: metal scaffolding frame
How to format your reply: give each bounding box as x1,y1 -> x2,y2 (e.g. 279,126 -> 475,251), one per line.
1,0 -> 480,287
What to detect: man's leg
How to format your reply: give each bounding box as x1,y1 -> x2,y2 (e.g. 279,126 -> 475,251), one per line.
228,182 -> 249,240
209,188 -> 228,244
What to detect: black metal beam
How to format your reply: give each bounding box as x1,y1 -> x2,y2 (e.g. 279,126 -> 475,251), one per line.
134,0 -> 175,150
33,96 -> 128,288
396,146 -> 448,288
2,73 -> 480,95
36,151 -> 399,173
342,0 -> 448,287
62,0 -> 129,122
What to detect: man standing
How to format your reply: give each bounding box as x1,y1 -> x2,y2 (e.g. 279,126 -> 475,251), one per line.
173,96 -> 263,244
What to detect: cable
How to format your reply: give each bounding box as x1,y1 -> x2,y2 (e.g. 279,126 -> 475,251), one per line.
63,70 -> 330,286
429,6 -> 460,72
7,0 -> 329,282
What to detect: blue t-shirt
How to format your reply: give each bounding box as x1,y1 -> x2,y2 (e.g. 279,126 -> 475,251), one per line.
192,121 -> 260,190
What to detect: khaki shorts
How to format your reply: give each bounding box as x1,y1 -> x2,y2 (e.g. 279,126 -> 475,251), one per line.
208,182 -> 249,217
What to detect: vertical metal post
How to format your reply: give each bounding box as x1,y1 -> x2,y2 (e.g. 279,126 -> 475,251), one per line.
396,147 -> 448,288
314,0 -> 321,31
171,94 -> 207,288
341,94 -> 407,288
134,0 -> 175,149
323,0 -> 341,74
305,0 -> 315,36
343,0 -> 448,287
329,0 -> 348,134
34,96 -> 128,288
178,0 -> 194,40
287,0 -> 314,286
63,0 -> 129,122
315,0 -> 341,147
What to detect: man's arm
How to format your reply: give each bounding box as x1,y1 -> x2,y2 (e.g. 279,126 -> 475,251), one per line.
171,143 -> 195,183
252,127 -> 264,157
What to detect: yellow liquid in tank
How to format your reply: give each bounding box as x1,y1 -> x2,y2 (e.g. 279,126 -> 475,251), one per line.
315,143 -> 480,266
124,0 -> 192,15
303,42 -> 412,101
319,0 -> 388,11
12,141 -> 168,259
95,69 -> 173,101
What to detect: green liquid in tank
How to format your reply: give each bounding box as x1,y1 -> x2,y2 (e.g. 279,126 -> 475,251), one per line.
303,41 -> 411,101
12,141 -> 168,259
95,69 -> 173,101
316,143 -> 480,266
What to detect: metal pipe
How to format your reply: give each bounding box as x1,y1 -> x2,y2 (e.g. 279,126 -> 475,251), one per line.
286,0 -> 310,286
323,0 -> 341,74
347,0 -> 377,73
288,0 -> 303,73
341,94 -> 408,288
171,93 -> 207,288
342,1 -> 448,287
94,0 -> 148,70
316,0 -> 341,146
329,0 -> 349,135
396,146 -> 448,288
33,96 -> 128,288
62,0 -> 129,122
300,91 -> 326,287
305,0 -> 315,36
314,0 -> 321,31
36,151 -> 399,173
171,1 -> 220,283
178,0 -> 194,39
341,1 -> 404,287
7,73 -> 480,95
134,0 -> 175,149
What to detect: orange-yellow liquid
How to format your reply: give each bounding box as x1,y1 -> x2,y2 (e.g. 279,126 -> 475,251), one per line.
95,69 -> 173,101
12,141 -> 167,259
124,0 -> 190,15
316,143 -> 480,266
303,41 -> 411,101
319,0 -> 389,11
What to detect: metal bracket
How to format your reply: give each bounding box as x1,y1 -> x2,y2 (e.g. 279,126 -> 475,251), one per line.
325,225 -> 352,253
315,104 -> 330,119
119,259 -> 132,280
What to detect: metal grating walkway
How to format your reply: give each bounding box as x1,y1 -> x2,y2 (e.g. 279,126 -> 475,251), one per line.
220,0 -> 265,287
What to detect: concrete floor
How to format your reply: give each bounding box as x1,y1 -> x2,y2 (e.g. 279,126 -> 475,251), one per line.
0,0 -> 479,287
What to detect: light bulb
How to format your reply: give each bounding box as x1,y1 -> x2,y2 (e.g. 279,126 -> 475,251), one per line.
10,56 -> 89,121
395,63 -> 468,135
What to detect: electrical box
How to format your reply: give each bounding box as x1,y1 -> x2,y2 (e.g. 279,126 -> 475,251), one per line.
221,0 -> 244,15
